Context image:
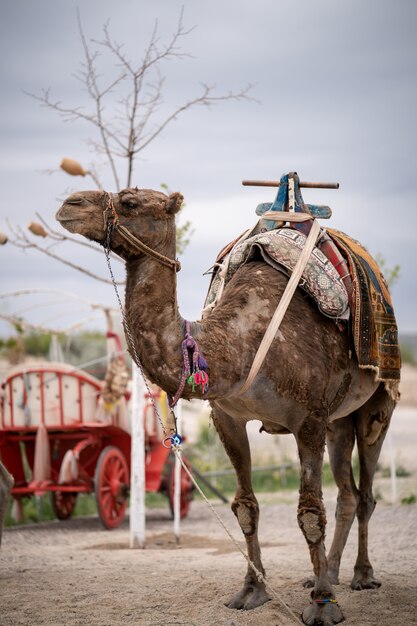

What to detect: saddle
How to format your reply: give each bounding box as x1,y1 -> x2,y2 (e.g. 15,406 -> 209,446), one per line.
203,172 -> 400,391
204,227 -> 350,319
204,173 -> 353,315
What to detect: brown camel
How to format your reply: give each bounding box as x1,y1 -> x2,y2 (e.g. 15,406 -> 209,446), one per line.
0,461 -> 14,546
56,187 -> 398,626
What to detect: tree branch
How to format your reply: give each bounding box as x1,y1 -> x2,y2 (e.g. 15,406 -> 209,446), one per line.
135,82 -> 255,154
0,312 -> 103,336
5,222 -> 125,286
0,288 -> 119,314
34,213 -> 123,263
76,9 -> 122,189
27,7 -> 256,196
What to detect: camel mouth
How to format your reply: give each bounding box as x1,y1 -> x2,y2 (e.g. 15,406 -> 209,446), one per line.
56,214 -> 77,223
56,205 -> 77,223
56,197 -> 105,241
55,203 -> 86,231
56,193 -> 89,224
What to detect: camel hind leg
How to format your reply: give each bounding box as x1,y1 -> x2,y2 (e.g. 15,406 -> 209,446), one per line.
304,382 -> 395,594
351,382 -> 395,590
303,414 -> 359,589
325,414 -> 359,585
211,405 -> 271,610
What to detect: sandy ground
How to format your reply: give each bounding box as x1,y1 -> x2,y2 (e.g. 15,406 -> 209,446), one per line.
1,495 -> 416,626
1,367 -> 416,626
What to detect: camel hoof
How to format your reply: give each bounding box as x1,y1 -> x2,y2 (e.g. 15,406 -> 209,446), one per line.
302,601 -> 344,625
303,577 -> 315,589
351,573 -> 381,590
225,583 -> 271,610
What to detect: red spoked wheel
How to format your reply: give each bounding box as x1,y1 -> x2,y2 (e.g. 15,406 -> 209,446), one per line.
51,491 -> 78,520
168,455 -> 194,520
94,446 -> 129,529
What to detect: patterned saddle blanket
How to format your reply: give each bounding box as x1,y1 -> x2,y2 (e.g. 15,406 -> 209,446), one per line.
203,226 -> 350,319
327,229 -> 401,389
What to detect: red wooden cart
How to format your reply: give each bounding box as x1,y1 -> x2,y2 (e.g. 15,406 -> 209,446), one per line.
0,360 -> 193,528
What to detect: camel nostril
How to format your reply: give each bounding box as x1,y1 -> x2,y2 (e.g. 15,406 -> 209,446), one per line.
65,196 -> 84,205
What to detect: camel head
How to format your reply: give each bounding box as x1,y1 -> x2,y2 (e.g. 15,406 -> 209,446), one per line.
56,188 -> 184,260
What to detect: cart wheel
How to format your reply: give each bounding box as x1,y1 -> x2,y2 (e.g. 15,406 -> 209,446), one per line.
51,491 -> 78,520
168,456 -> 194,520
94,446 -> 129,529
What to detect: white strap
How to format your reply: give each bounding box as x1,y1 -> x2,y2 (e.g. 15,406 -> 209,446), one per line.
240,219 -> 321,394
288,176 -> 295,211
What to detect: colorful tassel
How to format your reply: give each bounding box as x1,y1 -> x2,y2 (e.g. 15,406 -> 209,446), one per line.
169,320 -> 210,408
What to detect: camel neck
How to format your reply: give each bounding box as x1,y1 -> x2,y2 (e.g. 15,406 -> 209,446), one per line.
124,255 -> 186,395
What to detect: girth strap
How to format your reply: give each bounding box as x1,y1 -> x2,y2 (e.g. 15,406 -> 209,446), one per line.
240,218 -> 321,394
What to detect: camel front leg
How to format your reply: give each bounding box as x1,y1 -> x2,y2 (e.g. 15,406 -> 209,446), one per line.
296,416 -> 344,626
211,405 -> 270,610
0,461 -> 14,547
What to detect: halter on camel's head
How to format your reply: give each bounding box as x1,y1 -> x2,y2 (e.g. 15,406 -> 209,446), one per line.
101,189 -> 182,272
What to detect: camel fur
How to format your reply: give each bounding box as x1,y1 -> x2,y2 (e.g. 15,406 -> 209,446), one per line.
56,187 -> 399,626
0,461 -> 14,546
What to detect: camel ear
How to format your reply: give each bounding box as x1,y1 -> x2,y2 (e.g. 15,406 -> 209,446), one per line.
166,192 -> 184,215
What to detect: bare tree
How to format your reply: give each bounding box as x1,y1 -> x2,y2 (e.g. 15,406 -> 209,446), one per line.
29,8 -> 254,190
2,9 -> 254,274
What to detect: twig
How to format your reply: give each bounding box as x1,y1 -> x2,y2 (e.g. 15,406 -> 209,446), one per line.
0,288 -> 119,314
135,82 -> 255,155
34,212 -> 123,263
76,9 -> 122,189
0,312 -> 103,336
5,224 -> 125,286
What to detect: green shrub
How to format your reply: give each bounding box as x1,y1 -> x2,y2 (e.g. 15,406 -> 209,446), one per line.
4,489 -> 102,527
401,494 -> 416,505
381,464 -> 411,478
185,422 -> 337,499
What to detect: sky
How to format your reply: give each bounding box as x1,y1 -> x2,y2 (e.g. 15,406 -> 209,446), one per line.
0,0 -> 416,338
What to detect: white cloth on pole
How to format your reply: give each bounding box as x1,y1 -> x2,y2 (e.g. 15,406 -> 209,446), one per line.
129,365 -> 146,548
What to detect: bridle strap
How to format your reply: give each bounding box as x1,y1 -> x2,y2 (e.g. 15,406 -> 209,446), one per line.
116,223 -> 181,271
103,191 -> 181,272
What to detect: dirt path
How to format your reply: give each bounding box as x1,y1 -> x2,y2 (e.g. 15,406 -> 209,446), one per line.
1,491 -> 416,626
1,369 -> 416,625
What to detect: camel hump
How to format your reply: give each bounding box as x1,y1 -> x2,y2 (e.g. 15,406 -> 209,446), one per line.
203,227 -> 350,320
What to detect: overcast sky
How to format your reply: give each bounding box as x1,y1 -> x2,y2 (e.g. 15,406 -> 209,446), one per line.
0,0 -> 416,338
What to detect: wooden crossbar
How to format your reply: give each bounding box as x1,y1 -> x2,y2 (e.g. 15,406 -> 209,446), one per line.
242,180 -> 339,189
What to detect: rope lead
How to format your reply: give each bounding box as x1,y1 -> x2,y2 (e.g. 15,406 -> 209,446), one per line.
103,204 -> 303,626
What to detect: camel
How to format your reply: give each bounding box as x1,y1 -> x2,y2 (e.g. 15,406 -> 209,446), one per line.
56,186 -> 398,626
0,461 -> 14,546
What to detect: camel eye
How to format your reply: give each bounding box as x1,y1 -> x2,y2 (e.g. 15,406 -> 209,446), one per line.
122,198 -> 138,209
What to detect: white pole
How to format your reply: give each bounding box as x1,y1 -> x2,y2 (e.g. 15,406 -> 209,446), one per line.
129,364 -> 146,548
173,401 -> 182,543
